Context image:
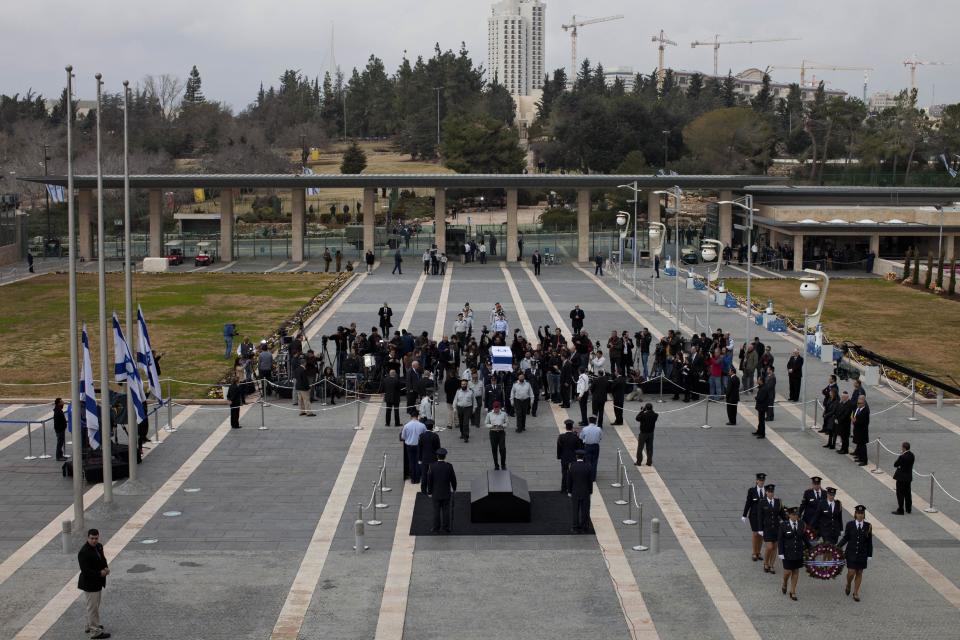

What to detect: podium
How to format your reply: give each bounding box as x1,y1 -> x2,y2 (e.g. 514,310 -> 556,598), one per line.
470,470 -> 531,523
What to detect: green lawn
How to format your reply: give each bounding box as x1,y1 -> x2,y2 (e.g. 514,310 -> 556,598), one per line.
725,278 -> 960,383
0,272 -> 342,399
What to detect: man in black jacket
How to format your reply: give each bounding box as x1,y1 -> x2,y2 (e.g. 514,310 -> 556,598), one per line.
634,403 -> 658,466
378,302 -> 393,335
382,370 -> 402,426
568,450 -> 593,533
569,305 -> 585,335
418,421 -> 442,495
610,372 -> 627,425
77,529 -> 111,639
892,441 -> 915,514
834,390 -> 853,454
725,366 -> 740,425
406,361 -> 423,413
556,419 -> 582,492
786,349 -> 803,402
851,396 -> 870,465
227,374 -> 245,427
754,373 -> 772,438
591,373 -> 609,428
427,448 -> 457,533
54,397 -> 68,461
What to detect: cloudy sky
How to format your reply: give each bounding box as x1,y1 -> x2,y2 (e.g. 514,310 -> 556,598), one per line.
3,0 -> 957,109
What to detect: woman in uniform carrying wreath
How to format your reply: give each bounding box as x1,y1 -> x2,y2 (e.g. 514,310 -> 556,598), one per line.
778,507 -> 811,600
758,484 -> 785,574
837,504 -> 873,602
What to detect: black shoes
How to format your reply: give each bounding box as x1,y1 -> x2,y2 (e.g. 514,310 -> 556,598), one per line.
891,510 -> 904,515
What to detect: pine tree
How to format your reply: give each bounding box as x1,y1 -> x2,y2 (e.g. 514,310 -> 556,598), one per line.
936,251 -> 945,288
912,250 -> 921,284
752,74 -> 773,113
924,251 -> 933,288
949,259 -> 957,295
903,248 -> 912,281
721,72 -> 736,107
340,141 -> 367,174
183,65 -> 205,104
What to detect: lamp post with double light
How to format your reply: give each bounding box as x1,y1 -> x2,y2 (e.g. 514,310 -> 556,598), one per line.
799,268 -> 829,431
700,239 -> 724,334
654,187 -> 683,331
649,221 -> 667,311
617,181 -> 641,294
716,195 -> 758,348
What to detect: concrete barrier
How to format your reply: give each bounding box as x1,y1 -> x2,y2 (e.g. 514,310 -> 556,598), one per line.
142,257 -> 169,273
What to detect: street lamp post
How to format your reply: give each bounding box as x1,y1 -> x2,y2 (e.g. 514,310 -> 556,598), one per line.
799,268 -> 829,431
648,222 -> 667,312
700,239 -> 724,334
654,187 -> 683,331
616,181 -> 641,295
716,195 -> 757,349
616,211 -> 630,286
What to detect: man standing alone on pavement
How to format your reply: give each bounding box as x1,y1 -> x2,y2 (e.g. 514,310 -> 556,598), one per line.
579,416 -> 603,482
54,397 -> 68,461
568,450 -> 593,533
510,372 -> 533,432
634,403 -> 657,466
531,250 -> 542,276
892,442 -> 915,515
725,366 -> 740,425
78,529 -> 111,639
401,408 -> 427,485
427,448 -> 457,534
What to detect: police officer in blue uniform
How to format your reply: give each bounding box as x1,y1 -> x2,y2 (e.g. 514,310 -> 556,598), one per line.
741,472 -> 767,562
778,507 -> 810,600
838,504 -> 873,602
758,484 -> 785,573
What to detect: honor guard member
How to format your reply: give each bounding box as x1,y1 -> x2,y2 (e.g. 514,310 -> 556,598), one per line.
557,419 -> 583,493
758,484 -> 785,574
838,505 -> 873,602
426,448 -> 457,534
778,507 -> 810,601
799,476 -> 825,534
741,473 -> 767,562
568,449 -> 593,533
813,487 -> 843,544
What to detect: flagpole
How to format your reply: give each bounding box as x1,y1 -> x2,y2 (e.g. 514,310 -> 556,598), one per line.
122,80 -> 137,481
94,73 -> 113,503
66,65 -> 84,529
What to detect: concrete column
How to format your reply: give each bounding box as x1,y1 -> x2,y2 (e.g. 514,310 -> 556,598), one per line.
869,234 -> 880,256
363,188 -> 376,254
433,188 -> 446,253
944,234 -> 955,261
149,189 -> 163,258
291,188 -> 305,263
505,189 -> 518,262
78,189 -> 93,261
577,189 -> 591,263
793,233 -> 804,272
219,189 -> 234,262
647,191 -> 661,224
718,190 -> 733,248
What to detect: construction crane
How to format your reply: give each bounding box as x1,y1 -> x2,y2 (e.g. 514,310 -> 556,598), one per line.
769,60 -> 873,96
903,54 -> 947,92
651,29 -> 677,94
561,15 -> 624,85
690,35 -> 801,76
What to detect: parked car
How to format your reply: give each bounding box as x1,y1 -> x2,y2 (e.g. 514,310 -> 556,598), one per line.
165,241 -> 184,266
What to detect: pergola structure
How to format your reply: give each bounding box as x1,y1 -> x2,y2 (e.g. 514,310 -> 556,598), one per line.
23,174 -> 780,263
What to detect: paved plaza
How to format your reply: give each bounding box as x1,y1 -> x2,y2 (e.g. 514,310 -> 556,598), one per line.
1,261 -> 959,639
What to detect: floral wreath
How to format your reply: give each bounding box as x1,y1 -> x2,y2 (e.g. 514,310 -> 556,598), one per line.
805,543 -> 845,580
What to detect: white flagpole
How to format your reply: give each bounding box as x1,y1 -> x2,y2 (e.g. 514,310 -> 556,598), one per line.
94,73 -> 113,502
66,65 -> 84,529
122,80 -> 137,481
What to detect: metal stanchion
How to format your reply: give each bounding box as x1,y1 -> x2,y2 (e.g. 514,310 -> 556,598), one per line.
152,401 -> 162,444
924,474 -> 938,513
813,397 -> 819,427
622,480 -> 638,525
632,498 -> 648,551
614,466 -> 628,505
611,449 -> 623,488
367,482 -> 383,526
701,398 -> 712,429
165,380 -> 176,432
258,380 -> 268,431
376,471 -> 389,509
871,441 -> 883,475
61,520 -> 72,554
357,502 -> 364,523
24,422 -> 37,460
657,374 -> 665,404
380,453 -> 392,492
38,420 -> 52,459
353,518 -> 368,553
907,379 -> 919,421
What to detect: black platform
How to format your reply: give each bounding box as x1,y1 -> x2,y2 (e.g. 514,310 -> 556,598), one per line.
410,491 -> 585,536
62,444 -> 130,483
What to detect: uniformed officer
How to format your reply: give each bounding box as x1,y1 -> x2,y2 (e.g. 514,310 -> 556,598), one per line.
813,487 -> 843,544
568,449 -> 593,533
799,476 -> 825,534
556,419 -> 583,493
426,448 -> 457,534
837,504 -> 873,602
778,507 -> 810,601
741,472 -> 767,562
758,484 -> 785,573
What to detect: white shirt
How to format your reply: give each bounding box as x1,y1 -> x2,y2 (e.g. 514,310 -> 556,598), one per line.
400,419 -> 426,446
511,380 -> 533,402
454,388 -> 474,408
453,319 -> 467,334
576,373 -> 590,396
590,355 -> 606,375
493,318 -> 509,334
485,411 -> 507,430
479,243 -> 487,253
419,396 -> 433,421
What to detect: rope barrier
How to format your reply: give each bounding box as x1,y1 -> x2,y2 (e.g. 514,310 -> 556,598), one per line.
864,437 -> 960,505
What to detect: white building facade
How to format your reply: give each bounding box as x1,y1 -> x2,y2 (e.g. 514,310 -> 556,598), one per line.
487,0 -> 545,97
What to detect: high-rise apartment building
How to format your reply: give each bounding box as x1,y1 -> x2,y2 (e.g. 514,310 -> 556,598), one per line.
487,0 -> 545,97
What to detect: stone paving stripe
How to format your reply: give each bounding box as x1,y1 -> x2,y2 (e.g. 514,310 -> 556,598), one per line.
873,385 -> 960,437
304,272 -> 367,342
566,265 -> 667,340
397,271 -> 428,331
374,265 -> 452,640
505,265 -> 659,640
288,261 -> 309,273
270,404 -> 380,640
525,265 -> 754,640
265,261 -> 289,272
774,397 -> 960,542
0,405 -> 199,588
0,405 -> 29,453
13,405 -> 245,639
210,260 -> 237,272
0,404 -> 24,419
752,410 -> 960,610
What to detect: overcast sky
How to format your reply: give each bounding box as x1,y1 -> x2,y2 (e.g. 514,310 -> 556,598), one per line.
4,0 -> 957,110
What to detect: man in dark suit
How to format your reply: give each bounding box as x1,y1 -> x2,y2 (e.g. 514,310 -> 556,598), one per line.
754,373 -> 772,438
814,487 -> 843,543
568,449 -> 593,533
798,476 -> 825,532
226,374 -> 244,428
406,361 -> 423,413
591,373 -> 609,428
741,472 -> 767,561
786,349 -> 804,402
378,302 -> 393,335
892,441 -> 915,514
77,528 -> 111,639
594,252 -> 604,276
418,421 -> 442,495
426,448 -> 457,534
610,372 -> 627,425
569,305 -> 585,335
834,390 -> 853,454
531,249 -> 543,276
382,370 -> 402,426
725,366 -> 740,425
851,396 -> 870,465
557,419 -> 583,492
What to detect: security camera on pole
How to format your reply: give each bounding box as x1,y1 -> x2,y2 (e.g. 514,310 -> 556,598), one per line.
616,211 -> 630,287
798,268 -> 829,431
700,239 -> 724,334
